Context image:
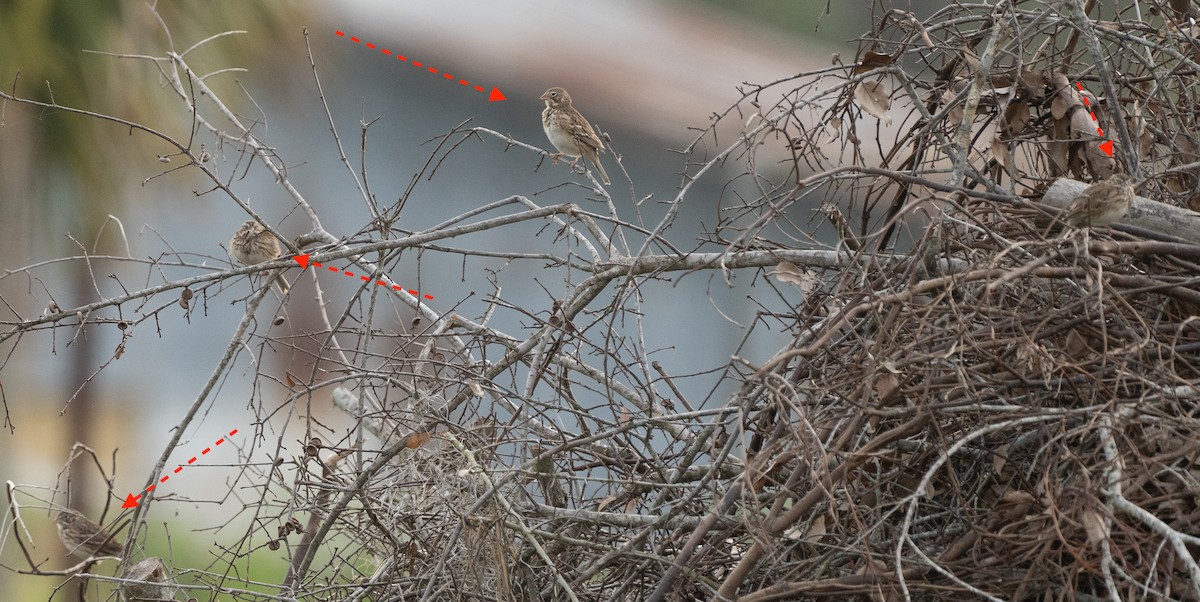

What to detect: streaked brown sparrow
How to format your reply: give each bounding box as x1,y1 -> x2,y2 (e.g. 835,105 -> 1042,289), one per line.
540,87 -> 611,185
230,219 -> 289,294
54,509 -> 124,559
1063,174 -> 1135,228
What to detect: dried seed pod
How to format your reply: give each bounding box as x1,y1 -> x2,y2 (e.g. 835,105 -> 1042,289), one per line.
304,437 -> 322,457
120,556 -> 174,601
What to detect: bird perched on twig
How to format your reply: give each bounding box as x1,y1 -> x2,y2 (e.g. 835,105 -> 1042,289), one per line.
54,509 -> 124,559
230,219 -> 289,294
1062,173 -> 1135,228
540,87 -> 611,185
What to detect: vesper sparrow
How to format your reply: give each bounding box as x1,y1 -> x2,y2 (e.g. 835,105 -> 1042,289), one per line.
540,87 -> 611,185
54,509 -> 124,559
230,219 -> 289,294
1062,174 -> 1135,228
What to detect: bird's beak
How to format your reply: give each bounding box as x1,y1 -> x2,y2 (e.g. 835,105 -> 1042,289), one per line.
539,92 -> 550,101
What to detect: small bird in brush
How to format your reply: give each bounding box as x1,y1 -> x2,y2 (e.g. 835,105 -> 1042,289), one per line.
1062,174 -> 1135,228
54,509 -> 124,559
540,86 -> 611,185
230,219 -> 289,294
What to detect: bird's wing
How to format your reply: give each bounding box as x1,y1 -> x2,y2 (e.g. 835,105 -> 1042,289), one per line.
567,109 -> 605,154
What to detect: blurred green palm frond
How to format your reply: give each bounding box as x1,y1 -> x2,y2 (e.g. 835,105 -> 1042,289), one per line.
0,0 -> 307,234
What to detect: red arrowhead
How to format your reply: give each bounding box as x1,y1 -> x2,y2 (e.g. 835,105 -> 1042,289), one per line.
488,86 -> 506,102
122,493 -> 140,508
1099,140 -> 1113,157
293,254 -> 311,269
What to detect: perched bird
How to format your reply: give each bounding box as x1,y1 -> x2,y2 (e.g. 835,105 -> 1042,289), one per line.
540,87 -> 611,185
120,556 -> 176,601
230,219 -> 289,294
54,509 -> 124,559
1062,174 -> 1135,228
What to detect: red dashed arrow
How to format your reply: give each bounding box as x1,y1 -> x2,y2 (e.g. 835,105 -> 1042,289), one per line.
335,30 -> 507,102
123,428 -> 238,508
1076,81 -> 1114,158
293,254 -> 434,300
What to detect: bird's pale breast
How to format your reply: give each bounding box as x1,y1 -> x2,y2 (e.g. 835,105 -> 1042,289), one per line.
543,108 -> 583,157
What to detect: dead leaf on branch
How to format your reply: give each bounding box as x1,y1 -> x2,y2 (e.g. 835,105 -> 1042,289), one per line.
853,81 -> 892,125
597,495 -> 618,512
1003,101 -> 1031,136
770,260 -> 819,295
941,89 -> 961,127
784,513 -> 826,542
1051,93 -> 1072,121
406,432 -> 433,449
874,372 -> 900,402
852,50 -> 896,75
822,116 -> 842,142
1018,69 -> 1046,100
1082,509 -> 1108,547
991,137 -> 1012,171
960,48 -> 981,73
1050,72 -> 1080,121
992,444 -> 1009,474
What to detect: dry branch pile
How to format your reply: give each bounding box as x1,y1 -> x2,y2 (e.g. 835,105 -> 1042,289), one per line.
741,227 -> 1200,599
677,1 -> 1200,599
